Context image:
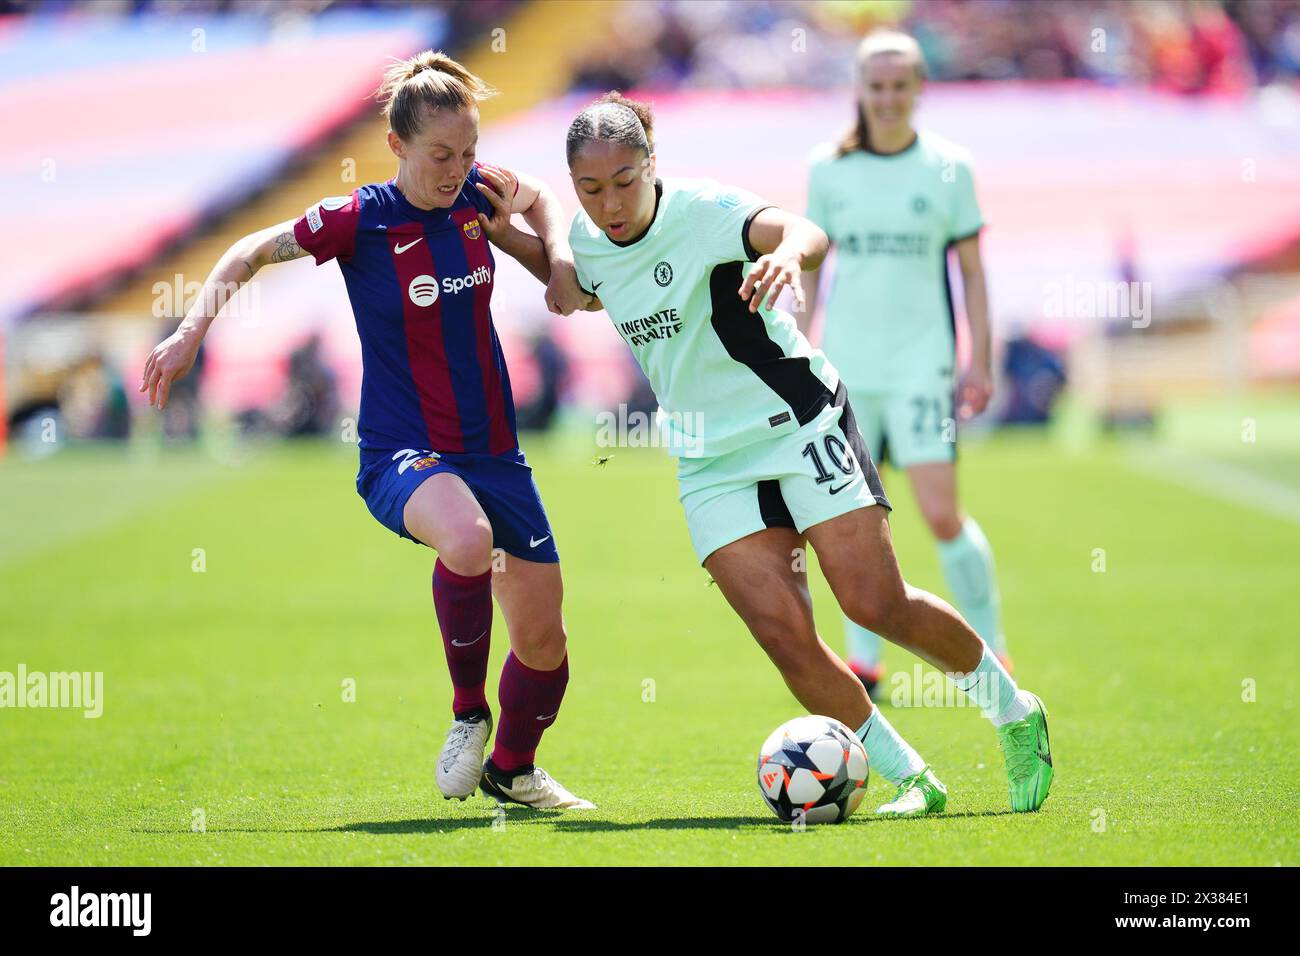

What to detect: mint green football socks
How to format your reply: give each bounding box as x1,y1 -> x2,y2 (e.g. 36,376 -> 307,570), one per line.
937,517 -> 1005,654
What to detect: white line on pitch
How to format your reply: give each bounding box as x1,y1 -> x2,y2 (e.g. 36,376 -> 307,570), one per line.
1123,445 -> 1300,525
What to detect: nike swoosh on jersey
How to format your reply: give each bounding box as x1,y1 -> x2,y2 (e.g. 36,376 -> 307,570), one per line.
529,535 -> 551,548
394,238 -> 424,254
451,630 -> 487,647
828,481 -> 855,495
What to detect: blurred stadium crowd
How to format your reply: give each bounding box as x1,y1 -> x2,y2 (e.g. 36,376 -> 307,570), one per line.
571,0 -> 1300,94
0,0 -> 522,36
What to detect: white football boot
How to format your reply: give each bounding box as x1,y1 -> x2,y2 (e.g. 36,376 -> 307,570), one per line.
436,713 -> 493,800
480,762 -> 596,810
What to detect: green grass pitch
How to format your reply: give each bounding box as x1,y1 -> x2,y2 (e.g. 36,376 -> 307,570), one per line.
1,404 -> 1297,866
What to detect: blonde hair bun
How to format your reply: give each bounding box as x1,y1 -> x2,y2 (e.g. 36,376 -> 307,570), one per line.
376,50 -> 497,140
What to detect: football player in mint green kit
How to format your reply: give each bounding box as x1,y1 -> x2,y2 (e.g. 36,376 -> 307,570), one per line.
557,91 -> 1051,815
803,30 -> 1011,698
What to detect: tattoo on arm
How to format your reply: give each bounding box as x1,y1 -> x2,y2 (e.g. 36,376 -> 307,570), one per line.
270,231 -> 304,263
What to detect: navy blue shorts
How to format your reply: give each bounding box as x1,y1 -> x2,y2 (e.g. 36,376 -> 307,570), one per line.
357,447 -> 559,563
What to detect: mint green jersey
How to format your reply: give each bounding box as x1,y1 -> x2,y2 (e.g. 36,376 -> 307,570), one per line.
570,177 -> 840,459
806,131 -> 983,392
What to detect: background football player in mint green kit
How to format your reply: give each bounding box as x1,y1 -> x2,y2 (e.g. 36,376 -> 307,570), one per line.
803,30 -> 1011,696
558,91 -> 1051,817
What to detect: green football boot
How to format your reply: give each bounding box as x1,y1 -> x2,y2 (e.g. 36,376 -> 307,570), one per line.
997,691 -> 1053,812
876,766 -> 948,818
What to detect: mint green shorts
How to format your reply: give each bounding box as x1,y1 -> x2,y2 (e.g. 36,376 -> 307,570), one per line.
677,386 -> 891,564
849,376 -> 957,469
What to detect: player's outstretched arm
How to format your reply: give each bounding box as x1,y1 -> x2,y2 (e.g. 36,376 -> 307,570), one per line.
738,208 -> 829,315
474,165 -> 552,288
139,219 -> 305,409
475,165 -> 590,316
514,172 -> 589,316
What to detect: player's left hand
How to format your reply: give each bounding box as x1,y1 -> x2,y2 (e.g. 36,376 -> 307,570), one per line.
958,364 -> 994,420
739,252 -> 804,315
474,165 -> 517,241
545,257 -> 594,315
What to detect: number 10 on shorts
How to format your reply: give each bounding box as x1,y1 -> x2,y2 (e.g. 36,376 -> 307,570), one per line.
801,435 -> 856,484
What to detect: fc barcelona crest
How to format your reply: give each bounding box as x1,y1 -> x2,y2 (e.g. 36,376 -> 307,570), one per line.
463,219 -> 482,241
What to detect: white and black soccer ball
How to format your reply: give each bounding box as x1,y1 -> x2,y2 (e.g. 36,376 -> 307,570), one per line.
757,715 -> 869,824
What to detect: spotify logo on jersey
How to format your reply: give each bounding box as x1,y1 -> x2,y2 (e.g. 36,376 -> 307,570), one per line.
408,267 -> 492,307
408,275 -> 440,307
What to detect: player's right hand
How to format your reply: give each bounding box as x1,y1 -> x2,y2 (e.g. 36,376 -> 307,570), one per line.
957,364 -> 993,420
740,251 -> 804,314
140,328 -> 200,410
544,257 -> 593,316
474,164 -> 515,242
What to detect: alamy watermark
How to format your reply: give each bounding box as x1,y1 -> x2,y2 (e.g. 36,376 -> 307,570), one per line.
0,665 -> 103,718
152,273 -> 262,328
50,886 -> 150,936
888,663 -> 1001,710
595,404 -> 705,457
1043,277 -> 1152,329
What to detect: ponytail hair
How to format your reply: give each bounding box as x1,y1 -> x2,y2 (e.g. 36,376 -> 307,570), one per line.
566,90 -> 655,166
376,50 -> 496,141
836,29 -> 927,157
836,104 -> 871,158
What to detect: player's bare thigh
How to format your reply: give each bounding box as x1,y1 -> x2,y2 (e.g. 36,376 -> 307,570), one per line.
802,504 -> 909,636
904,460 -> 964,540
403,471 -> 494,575
703,526 -> 817,649
804,504 -> 983,673
706,525 -> 875,727
493,556 -> 566,670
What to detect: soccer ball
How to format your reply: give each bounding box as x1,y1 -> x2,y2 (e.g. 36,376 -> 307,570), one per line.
757,715 -> 869,824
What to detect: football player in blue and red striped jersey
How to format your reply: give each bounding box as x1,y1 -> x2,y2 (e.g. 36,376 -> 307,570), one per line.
141,51 -> 595,810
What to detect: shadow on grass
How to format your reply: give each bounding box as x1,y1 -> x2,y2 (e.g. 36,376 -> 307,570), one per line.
327,815 -> 776,834
869,808 -> 1022,822
131,817 -> 555,836
132,807 -> 1019,837
540,808 -> 1020,832
328,815 -> 564,834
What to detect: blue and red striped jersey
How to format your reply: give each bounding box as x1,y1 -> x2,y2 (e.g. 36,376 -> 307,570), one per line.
293,165 -> 518,458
